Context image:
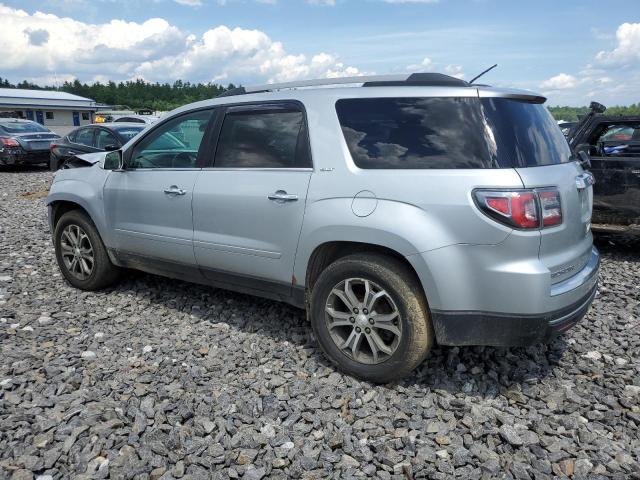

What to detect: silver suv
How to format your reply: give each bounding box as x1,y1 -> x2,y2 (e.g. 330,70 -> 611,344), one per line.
47,73 -> 599,382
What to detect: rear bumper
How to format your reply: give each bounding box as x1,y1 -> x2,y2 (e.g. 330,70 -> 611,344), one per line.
0,150 -> 50,165
428,246 -> 600,347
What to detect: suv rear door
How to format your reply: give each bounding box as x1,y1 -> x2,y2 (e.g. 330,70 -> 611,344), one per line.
192,102 -> 312,298
478,94 -> 594,285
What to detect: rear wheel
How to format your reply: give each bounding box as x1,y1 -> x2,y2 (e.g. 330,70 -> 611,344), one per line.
54,210 -> 120,290
310,253 -> 433,383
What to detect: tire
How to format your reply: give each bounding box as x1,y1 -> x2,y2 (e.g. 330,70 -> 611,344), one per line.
310,253 -> 433,383
54,210 -> 121,290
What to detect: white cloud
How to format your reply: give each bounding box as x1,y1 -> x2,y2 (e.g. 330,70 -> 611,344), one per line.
540,73 -> 577,90
0,4 -> 360,85
308,0 -> 336,5
174,0 -> 203,6
406,57 -> 434,71
444,64 -> 464,79
595,22 -> 640,65
383,0 -> 439,3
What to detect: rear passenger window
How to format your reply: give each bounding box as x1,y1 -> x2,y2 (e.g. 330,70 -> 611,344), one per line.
214,106 -> 311,168
75,128 -> 94,147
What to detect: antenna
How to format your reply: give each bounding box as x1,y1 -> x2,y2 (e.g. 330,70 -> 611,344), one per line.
469,64 -> 498,84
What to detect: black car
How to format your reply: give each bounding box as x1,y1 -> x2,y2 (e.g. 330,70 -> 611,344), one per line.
567,102 -> 640,228
50,123 -> 145,170
0,119 -> 60,167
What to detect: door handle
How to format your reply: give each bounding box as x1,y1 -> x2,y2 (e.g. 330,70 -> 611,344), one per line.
575,172 -> 595,190
268,190 -> 298,202
164,185 -> 186,196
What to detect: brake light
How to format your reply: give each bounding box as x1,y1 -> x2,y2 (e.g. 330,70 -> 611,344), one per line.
539,190 -> 563,227
474,189 -> 562,229
50,143 -> 57,151
0,137 -> 20,147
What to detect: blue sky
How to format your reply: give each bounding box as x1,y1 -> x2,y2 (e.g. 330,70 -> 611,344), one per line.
1,0 -> 638,105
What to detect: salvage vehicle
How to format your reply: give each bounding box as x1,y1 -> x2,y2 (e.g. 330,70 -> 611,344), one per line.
50,123 -> 145,171
46,73 -> 599,382
566,102 -> 640,228
0,119 -> 60,167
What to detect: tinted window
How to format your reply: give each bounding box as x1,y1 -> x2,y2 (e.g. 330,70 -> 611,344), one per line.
114,126 -> 144,143
481,97 -> 572,167
130,110 -> 212,169
95,130 -> 118,149
214,108 -> 311,168
75,128 -> 94,147
336,97 -> 571,169
116,117 -> 145,124
0,121 -> 49,133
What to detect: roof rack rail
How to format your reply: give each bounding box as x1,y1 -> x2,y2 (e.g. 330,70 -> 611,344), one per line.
216,72 -> 470,98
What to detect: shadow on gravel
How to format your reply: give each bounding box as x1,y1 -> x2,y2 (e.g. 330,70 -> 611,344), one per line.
0,164 -> 50,173
103,267 -> 575,400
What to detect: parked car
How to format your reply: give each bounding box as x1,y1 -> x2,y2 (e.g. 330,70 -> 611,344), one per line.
113,115 -> 159,125
566,102 -> 640,228
50,123 -> 146,170
0,119 -> 60,167
46,73 -> 599,382
558,121 -> 577,137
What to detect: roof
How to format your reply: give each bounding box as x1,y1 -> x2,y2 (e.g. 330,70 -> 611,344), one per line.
211,73 -> 545,105
0,88 -> 95,102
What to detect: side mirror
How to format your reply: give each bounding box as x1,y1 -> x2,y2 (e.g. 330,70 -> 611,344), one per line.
104,144 -> 119,151
578,150 -> 591,169
104,150 -> 123,170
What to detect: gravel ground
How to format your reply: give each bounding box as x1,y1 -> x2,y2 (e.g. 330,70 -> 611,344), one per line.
1,167 -> 639,480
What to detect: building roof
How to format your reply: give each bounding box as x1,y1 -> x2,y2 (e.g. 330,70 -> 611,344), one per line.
0,88 -> 95,102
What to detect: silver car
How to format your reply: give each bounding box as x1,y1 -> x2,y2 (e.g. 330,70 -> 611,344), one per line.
46,73 -> 599,382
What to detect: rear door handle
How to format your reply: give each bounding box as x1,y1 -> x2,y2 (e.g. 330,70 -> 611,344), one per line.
575,172 -> 595,190
164,185 -> 186,196
268,190 -> 298,202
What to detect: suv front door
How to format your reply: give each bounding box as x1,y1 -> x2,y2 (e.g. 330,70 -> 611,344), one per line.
103,109 -> 214,268
192,103 -> 312,299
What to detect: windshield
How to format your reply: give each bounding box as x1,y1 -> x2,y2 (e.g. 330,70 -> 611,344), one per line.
335,97 -> 572,169
114,126 -> 145,143
0,122 -> 49,134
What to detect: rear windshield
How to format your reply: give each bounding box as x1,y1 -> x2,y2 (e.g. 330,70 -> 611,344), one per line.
0,122 -> 49,134
114,126 -> 144,143
335,97 -> 572,169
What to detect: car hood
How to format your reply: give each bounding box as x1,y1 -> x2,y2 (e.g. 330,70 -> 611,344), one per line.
75,151 -> 108,166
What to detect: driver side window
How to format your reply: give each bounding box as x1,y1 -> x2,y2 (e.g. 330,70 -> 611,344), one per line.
129,110 -> 212,169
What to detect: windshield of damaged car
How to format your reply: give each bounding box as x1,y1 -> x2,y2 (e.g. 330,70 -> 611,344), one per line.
0,122 -> 49,134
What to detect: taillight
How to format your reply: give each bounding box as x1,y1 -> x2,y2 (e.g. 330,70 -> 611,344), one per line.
474,189 -> 562,229
538,190 -> 562,227
50,143 -> 57,151
0,137 -> 20,147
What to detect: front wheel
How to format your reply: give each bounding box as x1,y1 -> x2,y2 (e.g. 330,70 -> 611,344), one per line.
310,253 -> 433,383
54,210 -> 120,290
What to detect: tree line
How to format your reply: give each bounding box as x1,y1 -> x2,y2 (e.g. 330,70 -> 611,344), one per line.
0,77 -> 638,118
0,77 -> 234,112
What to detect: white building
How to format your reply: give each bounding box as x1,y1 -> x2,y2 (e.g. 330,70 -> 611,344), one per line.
0,88 -> 97,136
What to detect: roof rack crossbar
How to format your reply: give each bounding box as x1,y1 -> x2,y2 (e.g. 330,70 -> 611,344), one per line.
217,72 -> 470,97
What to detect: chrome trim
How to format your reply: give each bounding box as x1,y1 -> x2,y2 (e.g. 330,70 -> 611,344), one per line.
201,167 -> 313,172
550,247 -> 600,297
246,74 -> 413,93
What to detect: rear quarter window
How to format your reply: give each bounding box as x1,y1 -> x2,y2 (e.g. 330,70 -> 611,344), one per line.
336,97 -> 572,169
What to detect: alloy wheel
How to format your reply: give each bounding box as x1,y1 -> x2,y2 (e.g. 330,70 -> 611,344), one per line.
325,278 -> 402,365
60,224 -> 94,280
